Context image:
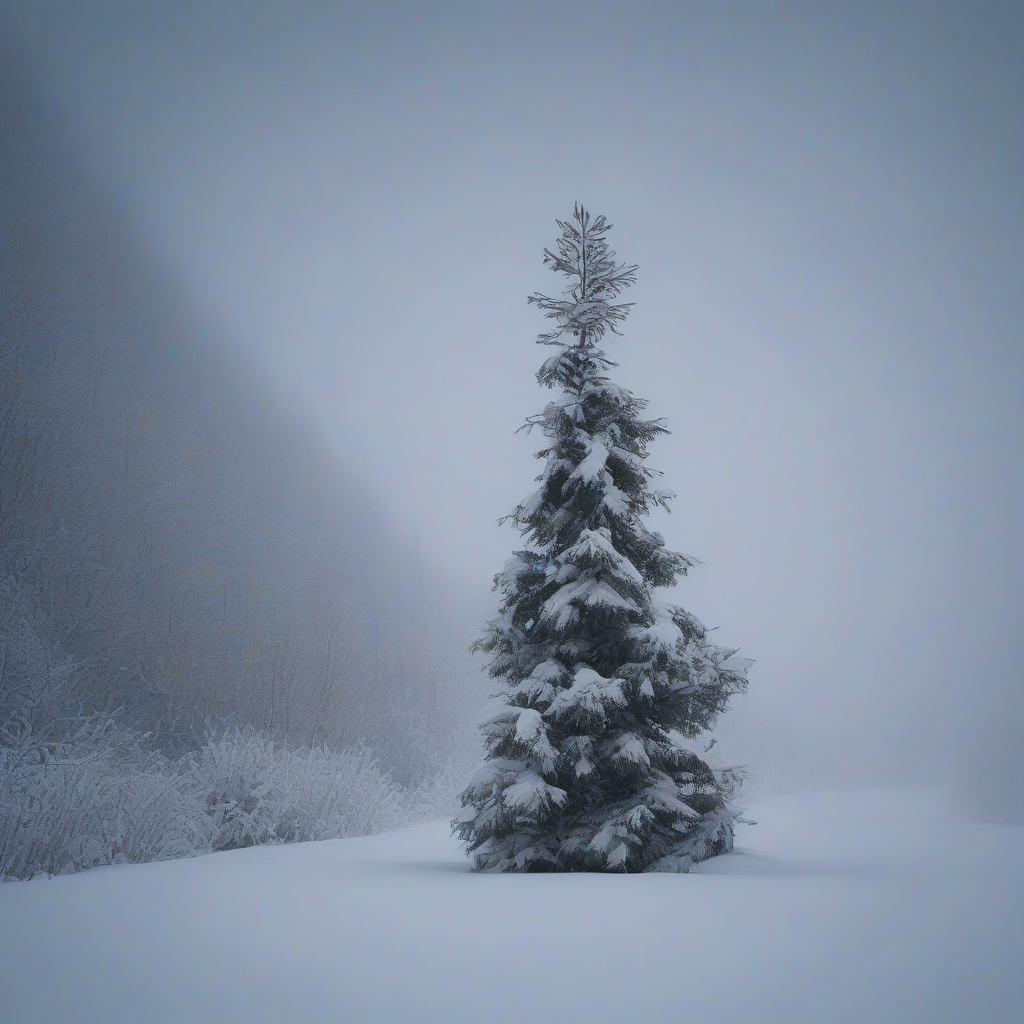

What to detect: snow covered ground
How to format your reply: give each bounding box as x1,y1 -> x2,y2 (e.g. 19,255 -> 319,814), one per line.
1,788 -> 1021,1023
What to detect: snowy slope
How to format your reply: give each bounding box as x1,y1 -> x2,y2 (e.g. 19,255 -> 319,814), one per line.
1,789 -> 1021,1023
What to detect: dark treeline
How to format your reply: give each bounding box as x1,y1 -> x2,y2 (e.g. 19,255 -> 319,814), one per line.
0,54 -> 481,785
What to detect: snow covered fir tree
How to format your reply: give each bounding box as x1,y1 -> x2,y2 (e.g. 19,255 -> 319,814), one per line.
456,206 -> 749,872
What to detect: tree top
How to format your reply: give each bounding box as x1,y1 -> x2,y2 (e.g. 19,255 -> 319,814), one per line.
527,203 -> 639,347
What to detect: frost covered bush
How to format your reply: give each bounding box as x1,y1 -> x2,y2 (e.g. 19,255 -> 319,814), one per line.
0,592 -> 430,880
98,752 -> 211,865
1,723 -> 407,879
287,742 -> 404,841
405,755 -> 479,823
0,604 -> 180,878
0,603 -> 210,879
197,729 -> 281,850
0,713 -> 209,879
196,728 -> 403,850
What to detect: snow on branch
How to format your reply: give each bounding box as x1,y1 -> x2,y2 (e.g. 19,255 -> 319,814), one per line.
528,203 -> 638,345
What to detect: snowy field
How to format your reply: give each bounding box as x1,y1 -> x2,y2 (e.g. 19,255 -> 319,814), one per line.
1,788 -> 1021,1024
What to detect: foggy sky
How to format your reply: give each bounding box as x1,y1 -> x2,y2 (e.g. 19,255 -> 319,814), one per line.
4,0 -> 1022,781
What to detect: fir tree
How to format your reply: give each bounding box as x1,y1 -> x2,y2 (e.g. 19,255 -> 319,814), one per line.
455,205 -> 749,872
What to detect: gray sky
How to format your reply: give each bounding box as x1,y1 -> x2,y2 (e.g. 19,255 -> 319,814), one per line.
6,0 -> 1022,776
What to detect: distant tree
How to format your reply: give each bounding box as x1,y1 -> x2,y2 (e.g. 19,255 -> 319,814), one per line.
456,205 -> 749,871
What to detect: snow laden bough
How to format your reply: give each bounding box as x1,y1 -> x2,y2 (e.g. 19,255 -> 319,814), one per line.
455,205 -> 749,872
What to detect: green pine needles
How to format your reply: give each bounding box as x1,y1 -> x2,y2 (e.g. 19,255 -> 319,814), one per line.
455,205 -> 749,872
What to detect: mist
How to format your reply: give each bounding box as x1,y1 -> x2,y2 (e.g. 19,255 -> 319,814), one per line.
3,0 -> 1022,802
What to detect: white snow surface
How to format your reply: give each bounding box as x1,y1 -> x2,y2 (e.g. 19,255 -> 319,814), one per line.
1,788 -> 1021,1023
